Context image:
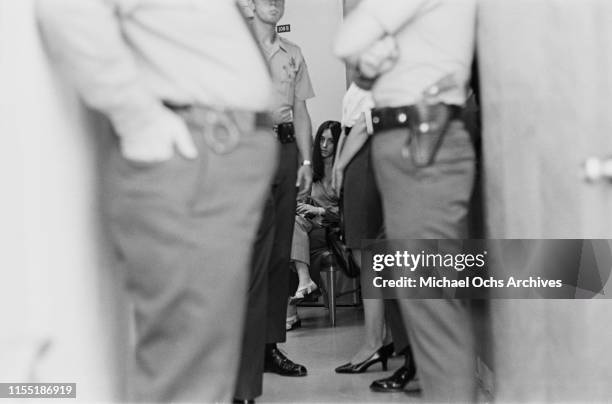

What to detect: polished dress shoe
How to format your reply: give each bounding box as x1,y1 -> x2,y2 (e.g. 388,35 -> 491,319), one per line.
233,399 -> 255,404
369,366 -> 421,393
264,347 -> 307,376
334,346 -> 390,374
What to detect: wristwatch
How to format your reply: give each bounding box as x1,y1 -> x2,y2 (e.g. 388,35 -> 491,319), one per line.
302,160 -> 312,166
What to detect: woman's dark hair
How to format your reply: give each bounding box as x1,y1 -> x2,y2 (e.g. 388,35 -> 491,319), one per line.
312,120 -> 341,183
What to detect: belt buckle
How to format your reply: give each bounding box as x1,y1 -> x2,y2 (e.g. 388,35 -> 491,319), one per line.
201,110 -> 241,155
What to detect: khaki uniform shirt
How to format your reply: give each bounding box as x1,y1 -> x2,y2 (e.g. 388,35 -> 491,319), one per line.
37,0 -> 272,141
336,0 -> 476,108
261,36 -> 315,125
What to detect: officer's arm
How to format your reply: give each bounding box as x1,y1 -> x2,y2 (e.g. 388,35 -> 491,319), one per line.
334,0 -> 427,61
293,99 -> 313,166
35,0 -> 187,145
293,99 -> 313,197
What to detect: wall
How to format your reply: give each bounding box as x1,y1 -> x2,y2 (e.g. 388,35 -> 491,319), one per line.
279,0 -> 347,129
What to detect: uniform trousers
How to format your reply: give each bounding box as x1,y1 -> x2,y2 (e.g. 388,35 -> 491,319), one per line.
234,141 -> 298,399
107,107 -> 278,402
343,138 -> 410,357
371,119 -> 477,402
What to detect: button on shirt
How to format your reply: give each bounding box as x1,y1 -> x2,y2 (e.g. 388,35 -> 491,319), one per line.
262,36 -> 315,125
36,0 -> 272,142
335,0 -> 476,108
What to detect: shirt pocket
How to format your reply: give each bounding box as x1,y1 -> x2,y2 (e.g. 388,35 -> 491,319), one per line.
280,65 -> 297,103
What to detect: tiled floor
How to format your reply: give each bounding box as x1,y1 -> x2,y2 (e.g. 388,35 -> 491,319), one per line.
260,306 -> 423,403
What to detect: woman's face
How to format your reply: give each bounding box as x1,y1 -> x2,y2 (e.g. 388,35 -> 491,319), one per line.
319,129 -> 335,159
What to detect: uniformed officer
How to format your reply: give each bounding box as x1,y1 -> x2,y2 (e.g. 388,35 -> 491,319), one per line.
36,1 -> 278,402
335,0 -> 478,401
234,0 -> 314,402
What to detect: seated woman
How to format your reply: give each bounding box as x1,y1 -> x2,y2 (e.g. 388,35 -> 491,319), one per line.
286,120 -> 342,330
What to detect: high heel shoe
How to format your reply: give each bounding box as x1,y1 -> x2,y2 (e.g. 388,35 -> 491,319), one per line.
290,280 -> 320,303
381,342 -> 395,358
286,314 -> 302,331
334,347 -> 389,374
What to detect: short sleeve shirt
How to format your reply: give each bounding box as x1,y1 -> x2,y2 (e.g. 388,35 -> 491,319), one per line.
340,0 -> 476,107
263,36 -> 315,124
341,83 -> 374,128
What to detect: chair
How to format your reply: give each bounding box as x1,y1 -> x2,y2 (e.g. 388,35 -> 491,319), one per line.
315,227 -> 360,326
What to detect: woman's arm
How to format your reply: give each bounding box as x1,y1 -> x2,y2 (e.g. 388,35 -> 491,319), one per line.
335,131 -> 348,161
331,116 -> 370,196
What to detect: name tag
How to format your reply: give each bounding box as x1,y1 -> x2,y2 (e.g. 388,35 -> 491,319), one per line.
277,24 -> 291,33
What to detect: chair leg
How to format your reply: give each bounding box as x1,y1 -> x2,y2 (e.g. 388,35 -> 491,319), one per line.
351,278 -> 360,305
326,264 -> 337,327
320,278 -> 329,309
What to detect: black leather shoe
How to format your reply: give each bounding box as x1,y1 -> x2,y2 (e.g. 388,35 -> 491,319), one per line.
369,366 -> 420,393
335,346 -> 390,374
233,399 -> 255,404
264,347 -> 307,377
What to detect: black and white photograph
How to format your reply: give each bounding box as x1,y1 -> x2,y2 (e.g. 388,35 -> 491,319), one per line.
2,0 -> 612,403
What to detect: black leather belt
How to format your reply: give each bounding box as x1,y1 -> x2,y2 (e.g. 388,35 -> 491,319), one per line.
162,101 -> 272,129
369,103 -> 462,167
273,122 -> 296,144
370,104 -> 461,134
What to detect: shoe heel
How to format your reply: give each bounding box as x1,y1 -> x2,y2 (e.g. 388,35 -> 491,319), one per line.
382,359 -> 388,371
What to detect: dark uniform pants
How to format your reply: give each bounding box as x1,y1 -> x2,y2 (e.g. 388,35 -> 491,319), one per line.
234,141 -> 298,400
371,119 -> 477,402
107,108 -> 278,402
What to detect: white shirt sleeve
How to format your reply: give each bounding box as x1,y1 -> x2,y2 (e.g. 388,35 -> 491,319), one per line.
36,0 -> 186,142
341,83 -> 374,128
359,0 -> 430,35
334,0 -> 429,60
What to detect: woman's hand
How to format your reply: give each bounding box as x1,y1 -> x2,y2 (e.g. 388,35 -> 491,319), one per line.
297,204 -> 324,217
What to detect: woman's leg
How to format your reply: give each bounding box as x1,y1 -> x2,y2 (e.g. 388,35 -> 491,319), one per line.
288,215 -> 318,300
349,249 -> 388,363
286,297 -> 298,323
294,261 -> 313,289
289,215 -> 315,294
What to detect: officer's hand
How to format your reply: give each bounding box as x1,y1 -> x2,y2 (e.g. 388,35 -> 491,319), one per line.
358,36 -> 399,78
296,165 -> 313,199
120,110 -> 198,163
